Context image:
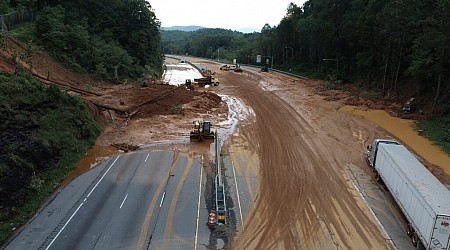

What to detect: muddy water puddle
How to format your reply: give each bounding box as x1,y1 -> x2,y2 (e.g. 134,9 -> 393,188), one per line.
61,145 -> 118,187
340,106 -> 450,174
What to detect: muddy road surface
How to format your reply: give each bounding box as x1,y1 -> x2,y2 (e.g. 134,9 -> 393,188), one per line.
200,61 -> 394,249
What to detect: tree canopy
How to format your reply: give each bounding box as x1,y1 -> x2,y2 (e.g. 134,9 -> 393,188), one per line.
7,0 -> 163,80
256,0 -> 449,106
161,0 -> 449,110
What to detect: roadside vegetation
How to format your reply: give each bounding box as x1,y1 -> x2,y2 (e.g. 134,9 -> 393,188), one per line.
418,116 -> 450,155
3,0 -> 163,81
0,0 -> 164,244
0,70 -> 101,244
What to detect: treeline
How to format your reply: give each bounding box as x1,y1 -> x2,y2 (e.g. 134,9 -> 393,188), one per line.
260,1 -> 449,102
161,0 -> 449,111
161,28 -> 259,64
2,0 -> 163,80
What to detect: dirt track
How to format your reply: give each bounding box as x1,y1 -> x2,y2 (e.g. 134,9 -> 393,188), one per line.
197,61 -> 393,249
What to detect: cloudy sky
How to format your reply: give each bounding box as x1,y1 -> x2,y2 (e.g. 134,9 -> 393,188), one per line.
149,0 -> 306,33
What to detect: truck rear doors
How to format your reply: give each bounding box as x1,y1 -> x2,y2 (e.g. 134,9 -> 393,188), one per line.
430,215 -> 450,249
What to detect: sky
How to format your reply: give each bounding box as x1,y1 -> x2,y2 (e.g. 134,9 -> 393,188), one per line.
149,0 -> 306,33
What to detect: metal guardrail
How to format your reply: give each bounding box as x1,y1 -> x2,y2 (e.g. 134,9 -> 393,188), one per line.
164,54 -> 309,80
215,133 -> 227,224
238,62 -> 309,80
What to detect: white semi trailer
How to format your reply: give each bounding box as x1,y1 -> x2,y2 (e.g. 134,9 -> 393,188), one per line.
367,139 -> 450,249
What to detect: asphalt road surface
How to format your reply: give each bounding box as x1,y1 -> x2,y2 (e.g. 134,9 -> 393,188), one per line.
6,151 -> 211,250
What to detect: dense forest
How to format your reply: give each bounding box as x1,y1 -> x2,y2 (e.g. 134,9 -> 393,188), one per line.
2,0 -> 163,80
162,0 -> 450,115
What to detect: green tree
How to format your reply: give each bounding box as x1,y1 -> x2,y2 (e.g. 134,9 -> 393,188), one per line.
408,0 -> 450,114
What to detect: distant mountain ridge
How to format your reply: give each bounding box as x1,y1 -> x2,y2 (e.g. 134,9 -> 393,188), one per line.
161,26 -> 259,33
161,26 -> 205,32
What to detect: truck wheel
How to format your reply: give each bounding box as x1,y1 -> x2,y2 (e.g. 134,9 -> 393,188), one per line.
406,224 -> 413,237
411,232 -> 419,247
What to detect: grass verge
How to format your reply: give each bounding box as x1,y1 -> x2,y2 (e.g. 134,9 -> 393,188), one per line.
417,114 -> 450,155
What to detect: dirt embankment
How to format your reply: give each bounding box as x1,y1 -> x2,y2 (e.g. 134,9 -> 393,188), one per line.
0,38 -> 228,150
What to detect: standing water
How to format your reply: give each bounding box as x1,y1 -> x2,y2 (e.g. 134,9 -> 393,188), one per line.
340,106 -> 450,174
61,145 -> 117,187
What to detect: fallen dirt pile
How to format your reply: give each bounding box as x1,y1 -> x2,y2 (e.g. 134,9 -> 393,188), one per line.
0,37 -> 228,148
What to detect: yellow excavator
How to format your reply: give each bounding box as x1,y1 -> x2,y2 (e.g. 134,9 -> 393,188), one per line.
190,120 -> 215,141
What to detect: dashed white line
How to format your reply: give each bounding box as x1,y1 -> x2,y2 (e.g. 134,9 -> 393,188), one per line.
194,156 -> 204,250
160,192 -> 166,208
120,194 -> 129,209
144,154 -> 149,163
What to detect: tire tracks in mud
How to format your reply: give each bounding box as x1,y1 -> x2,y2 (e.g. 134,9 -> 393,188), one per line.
217,69 -> 391,249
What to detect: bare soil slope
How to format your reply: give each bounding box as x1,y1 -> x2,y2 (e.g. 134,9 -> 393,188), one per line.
0,38 -> 228,149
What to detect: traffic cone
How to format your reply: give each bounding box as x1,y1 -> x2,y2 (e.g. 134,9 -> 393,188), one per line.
207,212 -> 216,227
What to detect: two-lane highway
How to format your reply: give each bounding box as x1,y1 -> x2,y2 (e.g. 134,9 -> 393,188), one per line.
6,151 -> 211,250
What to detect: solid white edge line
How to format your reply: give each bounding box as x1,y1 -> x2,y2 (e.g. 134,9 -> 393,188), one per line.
45,155 -> 120,250
45,202 -> 84,250
231,159 -> 244,230
348,169 -> 397,249
87,156 -> 120,198
144,154 -> 149,163
194,157 -> 203,250
120,194 -> 128,209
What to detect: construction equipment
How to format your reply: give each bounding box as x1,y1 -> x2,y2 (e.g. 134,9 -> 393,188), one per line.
402,97 -> 415,114
220,65 -> 229,71
234,64 -> 243,72
194,76 -> 220,87
190,120 -> 215,141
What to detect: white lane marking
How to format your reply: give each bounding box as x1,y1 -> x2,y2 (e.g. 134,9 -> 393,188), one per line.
120,194 -> 129,209
144,154 -> 149,163
45,203 -> 84,250
160,192 -> 166,208
347,167 -> 397,249
87,156 -> 120,198
45,156 -> 120,250
231,159 -> 244,230
194,156 -> 203,250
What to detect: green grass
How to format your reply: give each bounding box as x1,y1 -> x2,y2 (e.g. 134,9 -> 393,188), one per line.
417,114 -> 450,155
